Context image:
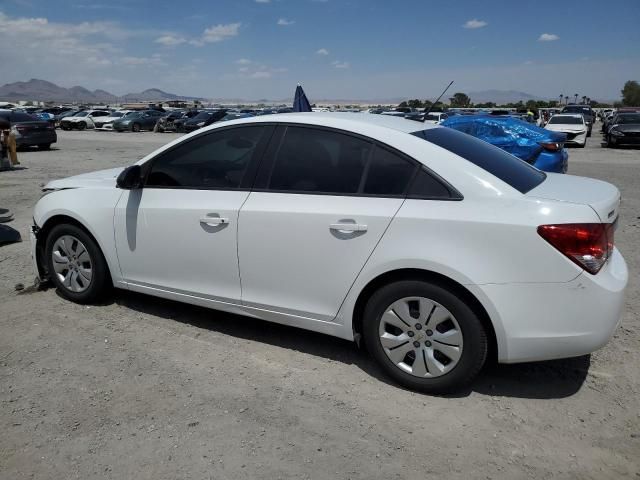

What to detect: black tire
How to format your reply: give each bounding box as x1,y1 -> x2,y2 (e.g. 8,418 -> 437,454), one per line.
363,280 -> 487,394
38,143 -> 51,150
45,224 -> 111,304
61,125 -> 70,131
77,122 -> 86,130
131,123 -> 141,132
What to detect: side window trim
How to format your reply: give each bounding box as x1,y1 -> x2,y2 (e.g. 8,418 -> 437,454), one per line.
141,124 -> 275,191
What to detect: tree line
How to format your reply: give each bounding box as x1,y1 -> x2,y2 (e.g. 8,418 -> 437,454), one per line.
398,81 -> 640,111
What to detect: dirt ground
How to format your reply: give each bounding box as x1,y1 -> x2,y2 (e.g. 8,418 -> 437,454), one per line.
1,126 -> 638,479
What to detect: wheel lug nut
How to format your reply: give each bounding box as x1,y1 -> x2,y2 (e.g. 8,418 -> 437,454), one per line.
415,323 -> 422,330
426,329 -> 433,336
425,341 -> 432,347
413,341 -> 420,348
407,331 -> 415,337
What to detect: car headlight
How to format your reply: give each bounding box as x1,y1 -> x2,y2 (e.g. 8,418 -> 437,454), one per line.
611,129 -> 624,136
197,121 -> 205,127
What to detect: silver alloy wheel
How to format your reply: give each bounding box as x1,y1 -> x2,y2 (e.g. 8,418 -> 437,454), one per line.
378,297 -> 463,378
51,235 -> 93,293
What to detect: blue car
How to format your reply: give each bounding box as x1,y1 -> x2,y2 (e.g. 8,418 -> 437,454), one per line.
440,115 -> 568,173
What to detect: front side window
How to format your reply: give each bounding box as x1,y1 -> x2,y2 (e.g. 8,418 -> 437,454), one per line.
146,126 -> 265,189
268,127 -> 372,194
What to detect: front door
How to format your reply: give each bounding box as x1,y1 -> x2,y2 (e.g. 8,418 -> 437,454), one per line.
114,125 -> 271,303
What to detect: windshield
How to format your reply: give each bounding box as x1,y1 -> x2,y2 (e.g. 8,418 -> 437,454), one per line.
616,114 -> 640,124
111,112 -> 125,118
425,114 -> 441,121
411,127 -> 546,194
74,111 -> 89,117
563,106 -> 591,114
194,111 -> 215,120
548,116 -> 583,125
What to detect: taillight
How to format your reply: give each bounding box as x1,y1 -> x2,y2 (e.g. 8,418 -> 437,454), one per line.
539,142 -> 563,151
537,223 -> 614,275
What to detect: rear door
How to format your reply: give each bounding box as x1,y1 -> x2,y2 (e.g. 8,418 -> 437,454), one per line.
238,125 -> 417,322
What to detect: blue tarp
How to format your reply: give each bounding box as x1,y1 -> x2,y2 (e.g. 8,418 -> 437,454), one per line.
441,115 -> 566,163
293,84 -> 312,112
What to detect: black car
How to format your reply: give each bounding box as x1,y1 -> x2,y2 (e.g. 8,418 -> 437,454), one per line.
173,110 -> 201,132
561,105 -> 594,136
604,113 -> 640,148
155,110 -> 188,132
0,110 -> 57,150
112,110 -> 165,132
183,110 -> 228,133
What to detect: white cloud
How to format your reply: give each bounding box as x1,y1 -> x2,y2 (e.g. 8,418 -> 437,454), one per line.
122,56 -> 167,67
250,71 -> 272,79
463,19 -> 487,29
191,22 -> 241,46
255,0 -> 270,3
332,60 -> 350,69
277,18 -> 295,26
155,34 -> 186,46
235,58 -> 252,65
538,33 -> 559,42
316,48 -> 329,55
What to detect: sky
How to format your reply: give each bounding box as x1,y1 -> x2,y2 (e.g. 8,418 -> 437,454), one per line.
0,0 -> 639,101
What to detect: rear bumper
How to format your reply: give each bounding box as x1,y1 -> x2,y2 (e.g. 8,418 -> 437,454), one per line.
15,131 -> 57,146
534,149 -> 568,173
471,248 -> 628,363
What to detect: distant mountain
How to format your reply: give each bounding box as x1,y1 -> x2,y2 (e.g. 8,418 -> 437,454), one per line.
0,79 -> 203,103
467,90 -> 543,104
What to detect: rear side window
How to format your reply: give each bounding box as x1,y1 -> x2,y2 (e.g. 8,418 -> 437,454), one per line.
268,126 -> 372,194
412,127 -> 546,193
363,146 -> 416,196
9,112 -> 36,122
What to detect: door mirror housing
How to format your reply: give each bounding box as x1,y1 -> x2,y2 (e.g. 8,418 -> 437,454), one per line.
116,165 -> 143,190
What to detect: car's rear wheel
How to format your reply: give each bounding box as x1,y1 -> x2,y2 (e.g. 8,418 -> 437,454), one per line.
38,143 -> 51,150
131,123 -> 141,132
363,280 -> 487,394
77,122 -> 86,130
45,224 -> 110,303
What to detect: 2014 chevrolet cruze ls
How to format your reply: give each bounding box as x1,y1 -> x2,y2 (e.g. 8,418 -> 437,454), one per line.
31,113 -> 628,393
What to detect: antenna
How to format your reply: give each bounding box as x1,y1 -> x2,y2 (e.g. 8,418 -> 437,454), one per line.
423,80 -> 454,122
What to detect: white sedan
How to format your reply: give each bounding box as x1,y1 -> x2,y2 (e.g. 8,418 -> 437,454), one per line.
31,113 -> 627,393
545,114 -> 588,147
59,109 -> 111,130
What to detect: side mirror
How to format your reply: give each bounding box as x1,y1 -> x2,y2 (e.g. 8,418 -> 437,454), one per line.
116,165 -> 143,190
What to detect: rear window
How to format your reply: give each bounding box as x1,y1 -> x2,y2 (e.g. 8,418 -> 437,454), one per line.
548,116 -> 583,125
411,127 -> 546,194
9,112 -> 37,122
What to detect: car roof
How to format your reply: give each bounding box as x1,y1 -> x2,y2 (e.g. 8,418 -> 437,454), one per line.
552,113 -> 583,118
225,112 -> 437,134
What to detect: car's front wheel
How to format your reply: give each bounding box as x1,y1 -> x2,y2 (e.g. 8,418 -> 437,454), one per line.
363,280 -> 487,394
77,122 -> 86,130
45,224 -> 110,303
38,143 -> 51,150
131,123 -> 141,132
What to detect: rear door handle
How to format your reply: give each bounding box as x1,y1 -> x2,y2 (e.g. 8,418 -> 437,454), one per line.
329,223 -> 367,232
200,216 -> 229,226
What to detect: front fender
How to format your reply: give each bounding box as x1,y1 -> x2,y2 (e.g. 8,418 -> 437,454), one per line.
34,188 -> 124,284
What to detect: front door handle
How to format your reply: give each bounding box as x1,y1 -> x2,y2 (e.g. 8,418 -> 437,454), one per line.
329,222 -> 367,232
200,216 -> 229,226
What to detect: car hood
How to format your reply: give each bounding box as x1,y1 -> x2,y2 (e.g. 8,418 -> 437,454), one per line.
45,167 -> 125,190
527,173 -> 620,222
612,124 -> 640,133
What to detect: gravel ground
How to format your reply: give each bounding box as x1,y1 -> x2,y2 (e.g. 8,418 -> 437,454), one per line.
1,126 -> 638,479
